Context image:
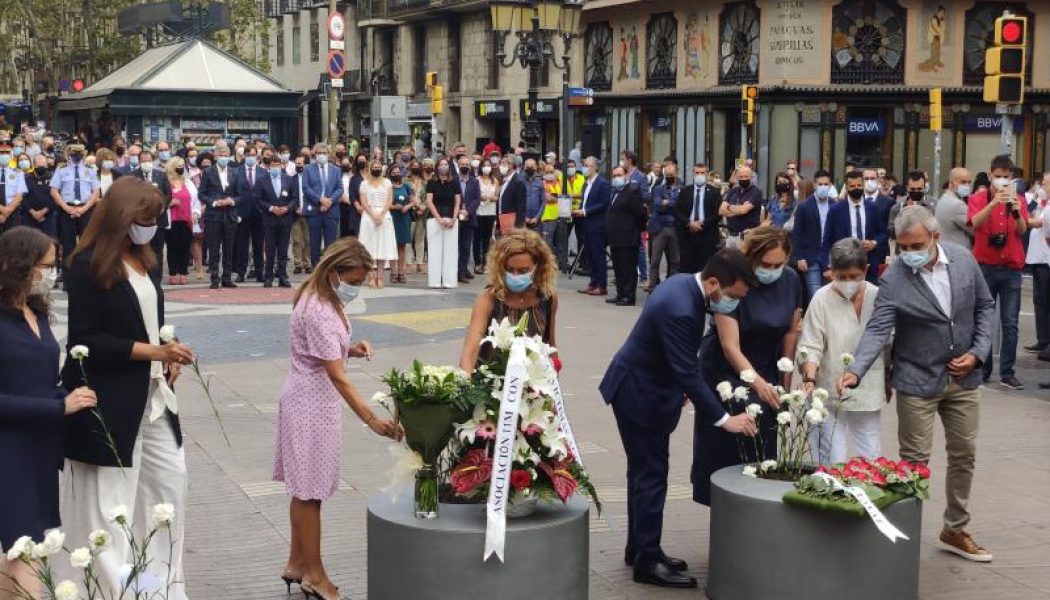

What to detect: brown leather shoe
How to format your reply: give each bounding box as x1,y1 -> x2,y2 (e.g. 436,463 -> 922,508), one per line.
577,287 -> 595,294
937,527 -> 993,562
585,288 -> 608,296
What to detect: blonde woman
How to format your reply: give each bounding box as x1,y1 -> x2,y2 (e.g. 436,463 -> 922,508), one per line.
459,228 -> 559,371
95,148 -> 120,196
273,237 -> 399,600
164,157 -> 200,285
357,158 -> 398,288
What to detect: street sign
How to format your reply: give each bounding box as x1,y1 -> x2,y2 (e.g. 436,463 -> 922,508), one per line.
331,78 -> 344,88
329,39 -> 345,50
568,87 -> 593,97
328,12 -> 345,40
326,50 -> 347,79
568,96 -> 594,107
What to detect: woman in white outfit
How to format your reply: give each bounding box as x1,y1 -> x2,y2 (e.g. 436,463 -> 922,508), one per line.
797,237 -> 887,465
59,177 -> 196,599
424,157 -> 462,289
357,159 -> 398,288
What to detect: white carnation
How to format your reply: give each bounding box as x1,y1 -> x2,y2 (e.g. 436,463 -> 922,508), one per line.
739,369 -> 757,383
732,386 -> 749,401
812,388 -> 829,403
5,536 -> 34,561
69,345 -> 90,360
88,529 -> 111,550
776,411 -> 794,426
107,504 -> 130,525
716,381 -> 734,402
158,324 -> 176,343
742,465 -> 757,478
841,353 -> 855,367
811,398 -> 825,412
776,357 -> 794,373
33,529 -> 65,558
805,407 -> 826,425
54,581 -> 79,600
151,503 -> 176,530
745,403 -> 763,418
759,459 -> 778,472
70,547 -> 93,569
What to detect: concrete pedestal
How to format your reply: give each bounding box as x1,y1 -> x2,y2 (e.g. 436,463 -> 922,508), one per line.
708,466 -> 921,600
367,495 -> 589,599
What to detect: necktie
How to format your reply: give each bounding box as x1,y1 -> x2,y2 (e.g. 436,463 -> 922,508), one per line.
854,203 -> 863,239
74,166 -> 81,202
320,165 -> 327,189
0,169 -> 6,207
248,168 -> 254,187
693,188 -> 701,221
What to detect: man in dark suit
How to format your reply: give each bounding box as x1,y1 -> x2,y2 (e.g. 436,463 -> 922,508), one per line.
198,146 -> 242,288
605,165 -> 647,306
456,154 -> 481,283
822,170 -> 888,284
600,250 -> 758,589
573,156 -> 610,295
255,156 -> 299,288
675,162 -> 723,274
791,169 -> 835,299
863,167 -> 895,275
301,143 -> 344,266
234,148 -> 266,283
497,156 -> 526,232
128,149 -> 172,264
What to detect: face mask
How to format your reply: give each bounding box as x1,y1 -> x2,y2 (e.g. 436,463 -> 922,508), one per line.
992,177 -> 1011,190
815,184 -> 831,199
19,160 -> 30,170
315,154 -> 328,165
755,266 -> 783,285
174,167 -> 185,175
357,161 -> 368,170
618,159 -> 626,168
471,160 -> 480,169
269,167 -> 282,177
567,167 -> 576,176
140,162 -> 154,173
482,166 -> 492,176
611,176 -> 626,190
295,165 -> 304,174
738,179 -> 751,189
335,281 -> 361,303
900,241 -> 933,270
34,268 -> 58,295
158,151 -> 171,161
499,165 -> 510,176
775,182 -> 792,194
543,174 -> 555,181
514,156 -> 523,167
128,223 -> 158,245
236,146 -> 245,155
459,166 -> 470,176
340,163 -> 352,173
13,147 -> 23,156
490,156 -> 500,165
847,188 -> 864,200
98,159 -> 113,171
710,286 -> 740,314
956,184 -> 971,198
834,279 -> 861,299
115,147 -> 125,156
437,165 -> 450,176
279,153 -> 291,162
580,166 -> 590,177
129,156 -> 140,167
371,168 -> 382,177
187,156 -> 197,166
907,191 -> 925,203
864,180 -> 879,194
0,155 -> 9,164
70,154 -> 83,164
34,166 -> 48,177
391,176 -> 402,184
504,270 -> 534,293
217,156 -> 231,167
524,167 -> 536,177
245,156 -> 257,167
694,174 -> 707,187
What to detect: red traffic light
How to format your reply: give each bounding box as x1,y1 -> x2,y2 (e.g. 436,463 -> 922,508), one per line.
995,16 -> 1027,46
72,79 -> 85,92
1002,21 -> 1022,44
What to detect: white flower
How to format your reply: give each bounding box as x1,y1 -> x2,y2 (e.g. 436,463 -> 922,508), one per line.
69,345 -> 90,360
799,349 -> 810,362
745,403 -> 763,418
107,504 -> 130,525
811,398 -> 825,412
742,465 -> 757,477
514,431 -> 541,465
776,411 -> 794,426
70,547 -> 93,569
841,353 -> 855,368
54,581 -> 79,600
483,317 -> 517,350
805,407 -> 826,425
789,390 -> 807,406
151,503 -> 175,530
732,386 -> 749,401
5,536 -> 34,561
739,369 -> 757,384
519,401 -> 554,435
88,529 -> 111,550
759,459 -> 778,472
716,381 -> 734,402
812,388 -> 829,403
777,357 -> 794,373
158,325 -> 176,343
33,529 -> 65,558
540,427 -> 569,460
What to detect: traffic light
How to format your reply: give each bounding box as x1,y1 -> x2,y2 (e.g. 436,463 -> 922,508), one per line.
425,71 -> 438,88
741,85 -> 757,126
984,15 -> 1026,104
431,85 -> 444,114
929,87 -> 942,132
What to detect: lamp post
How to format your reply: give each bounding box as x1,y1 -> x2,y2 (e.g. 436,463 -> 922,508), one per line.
489,0 -> 582,162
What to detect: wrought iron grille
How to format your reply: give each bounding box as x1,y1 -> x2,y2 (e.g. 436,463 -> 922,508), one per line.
830,0 -> 906,85
646,13 -> 677,89
718,1 -> 759,85
584,22 -> 613,91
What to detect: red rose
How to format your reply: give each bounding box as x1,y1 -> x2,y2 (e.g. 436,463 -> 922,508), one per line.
870,471 -> 887,485
511,469 -> 532,491
914,463 -> 931,479
829,468 -> 843,478
898,460 -> 913,472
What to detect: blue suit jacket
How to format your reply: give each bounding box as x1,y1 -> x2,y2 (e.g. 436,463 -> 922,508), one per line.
582,176 -> 611,232
822,198 -> 887,269
255,171 -> 299,225
301,162 -> 344,221
791,195 -> 827,269
235,165 -> 268,220
599,273 -> 726,433
457,176 -> 481,224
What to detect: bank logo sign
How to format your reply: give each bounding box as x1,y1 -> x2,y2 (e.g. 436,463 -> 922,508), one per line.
847,118 -> 886,138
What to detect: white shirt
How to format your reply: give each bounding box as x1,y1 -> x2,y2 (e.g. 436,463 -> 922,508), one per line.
581,176 -> 597,212
99,172 -> 114,196
218,166 -> 229,189
917,244 -> 952,317
342,173 -> 352,202
124,262 -> 178,422
694,273 -> 730,427
1026,201 -> 1050,265
847,198 -> 867,239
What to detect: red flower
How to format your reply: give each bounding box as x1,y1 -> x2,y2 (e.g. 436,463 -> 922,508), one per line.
539,459 -> 578,501
852,470 -> 870,483
898,460 -> 913,472
451,449 -> 493,496
914,463 -> 931,479
815,466 -> 828,474
511,469 -> 532,491
551,355 -> 563,373
869,470 -> 887,486
829,468 -> 843,478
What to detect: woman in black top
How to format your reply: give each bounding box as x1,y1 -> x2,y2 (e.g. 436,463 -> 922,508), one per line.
424,157 -> 462,288
20,154 -> 58,239
0,227 -> 96,596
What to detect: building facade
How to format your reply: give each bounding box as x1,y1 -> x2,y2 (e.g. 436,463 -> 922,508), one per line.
576,0 -> 1050,190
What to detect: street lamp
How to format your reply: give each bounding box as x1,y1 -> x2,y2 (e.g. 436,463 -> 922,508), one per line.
490,0 -> 583,161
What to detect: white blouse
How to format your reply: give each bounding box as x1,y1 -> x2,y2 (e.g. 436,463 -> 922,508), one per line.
477,178 -> 498,216
796,282 -> 888,412
124,263 -> 178,422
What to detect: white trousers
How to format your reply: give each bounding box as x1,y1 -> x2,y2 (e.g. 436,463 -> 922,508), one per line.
808,409 -> 882,466
426,219 -> 459,288
58,412 -> 189,600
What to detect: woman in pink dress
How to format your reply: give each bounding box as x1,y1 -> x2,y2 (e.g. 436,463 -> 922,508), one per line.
273,237 -> 400,600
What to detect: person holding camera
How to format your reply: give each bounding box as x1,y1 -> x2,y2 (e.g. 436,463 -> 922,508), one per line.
967,154 -> 1028,390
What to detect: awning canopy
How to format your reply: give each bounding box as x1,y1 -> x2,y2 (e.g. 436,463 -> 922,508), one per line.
373,118 -> 411,137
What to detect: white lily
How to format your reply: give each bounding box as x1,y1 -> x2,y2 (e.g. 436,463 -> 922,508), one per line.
483,317 -> 517,350
540,427 -> 569,459
454,403 -> 488,444
515,431 -> 542,464
520,401 -> 555,435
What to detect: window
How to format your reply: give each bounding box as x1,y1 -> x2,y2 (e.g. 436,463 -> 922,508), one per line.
719,1 -> 760,85
830,0 -> 906,84
448,22 -> 460,93
276,28 -> 285,67
292,22 -> 302,65
584,22 -> 613,91
310,16 -> 320,63
488,31 -> 501,90
646,13 -> 677,89
963,2 -> 1032,85
414,26 -> 427,94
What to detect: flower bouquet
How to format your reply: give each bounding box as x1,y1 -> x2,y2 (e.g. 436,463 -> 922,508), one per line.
381,362 -> 480,518
783,456 -> 931,516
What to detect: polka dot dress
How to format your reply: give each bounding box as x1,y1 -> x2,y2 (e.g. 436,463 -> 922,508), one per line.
273,294 -> 350,501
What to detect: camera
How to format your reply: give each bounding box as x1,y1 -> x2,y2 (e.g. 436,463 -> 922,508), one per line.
989,233 -> 1008,249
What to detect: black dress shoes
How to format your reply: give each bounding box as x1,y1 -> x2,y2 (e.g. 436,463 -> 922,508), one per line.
632,560 -> 697,589
605,297 -> 622,304
221,280 -> 238,289
263,280 -> 273,288
210,281 -> 219,290
616,299 -> 636,306
235,274 -> 246,283
625,551 -> 688,572
278,280 -> 292,288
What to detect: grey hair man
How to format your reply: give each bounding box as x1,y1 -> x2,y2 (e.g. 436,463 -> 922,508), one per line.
936,167 -> 974,248
839,205 -> 994,563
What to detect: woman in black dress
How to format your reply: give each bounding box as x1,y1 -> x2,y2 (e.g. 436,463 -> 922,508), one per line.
691,225 -> 803,505
0,227 -> 96,596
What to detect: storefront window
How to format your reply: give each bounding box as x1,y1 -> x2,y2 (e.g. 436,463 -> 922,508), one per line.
830,0 -> 905,85
718,1 -> 760,85
646,13 -> 677,90
963,3 -> 1032,86
584,22 -> 613,92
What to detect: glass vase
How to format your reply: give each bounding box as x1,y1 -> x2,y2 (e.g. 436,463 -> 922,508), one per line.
414,464 -> 439,518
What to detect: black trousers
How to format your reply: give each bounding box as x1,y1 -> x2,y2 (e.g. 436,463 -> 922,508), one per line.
1032,263 -> 1050,347
57,207 -> 91,272
611,245 -> 639,302
235,215 -> 264,277
458,222 -> 477,276
205,214 -> 238,283
613,404 -> 671,564
263,217 -> 293,283
473,215 -> 496,269
166,221 -> 193,276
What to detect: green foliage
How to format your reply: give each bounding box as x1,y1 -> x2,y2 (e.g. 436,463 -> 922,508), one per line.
382,360 -> 475,413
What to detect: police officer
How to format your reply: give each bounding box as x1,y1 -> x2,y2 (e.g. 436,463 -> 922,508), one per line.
50,143 -> 99,282
0,141 -> 28,232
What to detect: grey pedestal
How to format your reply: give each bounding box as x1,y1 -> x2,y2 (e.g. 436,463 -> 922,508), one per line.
367,495 -> 589,600
708,466 -> 921,600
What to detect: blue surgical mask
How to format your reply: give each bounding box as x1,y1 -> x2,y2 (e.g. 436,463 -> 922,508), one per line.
316,154 -> 329,165
0,155 -> 10,164
158,150 -> 171,161
579,165 -> 589,177
12,146 -> 23,156
900,248 -> 931,270
245,156 -> 257,167
504,270 -> 534,293
955,184 -> 971,198
815,185 -> 831,200
270,167 -> 282,177
710,286 -> 739,314
217,156 -> 231,167
755,266 -> 783,285
611,176 -> 626,190
129,156 -> 140,167
335,282 -> 361,303
102,160 -> 114,171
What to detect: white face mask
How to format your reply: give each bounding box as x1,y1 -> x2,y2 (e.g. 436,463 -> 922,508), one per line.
992,177 -> 1011,190
864,179 -> 879,194
128,223 -> 158,245
694,174 -> 707,187
482,166 -> 492,175
834,279 -> 862,299
140,162 -> 154,173
499,165 -> 510,176
34,268 -> 58,295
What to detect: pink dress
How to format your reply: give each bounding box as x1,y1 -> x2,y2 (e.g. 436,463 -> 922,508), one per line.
273,294 -> 350,501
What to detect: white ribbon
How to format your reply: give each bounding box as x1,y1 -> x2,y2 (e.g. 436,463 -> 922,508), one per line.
147,367 -> 178,423
483,340 -> 528,563
813,472 -> 910,543
539,353 -> 583,469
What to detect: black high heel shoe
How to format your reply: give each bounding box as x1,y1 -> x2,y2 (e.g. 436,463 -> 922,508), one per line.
280,573 -> 302,594
300,581 -> 348,600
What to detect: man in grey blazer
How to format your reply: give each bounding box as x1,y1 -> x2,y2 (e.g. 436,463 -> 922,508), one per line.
839,206 -> 995,563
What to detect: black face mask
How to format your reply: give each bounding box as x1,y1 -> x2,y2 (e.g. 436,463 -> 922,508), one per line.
907,190 -> 925,203
847,188 -> 865,200
115,147 -> 125,156
411,168 -> 422,176
665,176 -> 675,184
738,179 -> 751,188
524,167 -> 536,177
336,151 -> 346,159
174,167 -> 185,175
356,161 -> 368,170
341,164 -> 352,173
775,182 -> 793,194
391,176 -> 402,184
295,165 -> 304,173
370,169 -> 382,177
459,166 -> 470,176
34,166 -> 48,178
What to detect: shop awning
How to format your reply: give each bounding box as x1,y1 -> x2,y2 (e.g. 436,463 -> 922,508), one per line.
373,118 -> 411,137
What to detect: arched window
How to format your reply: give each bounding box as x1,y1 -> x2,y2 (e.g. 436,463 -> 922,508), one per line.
584,22 -> 613,91
646,13 -> 677,89
718,1 -> 760,85
964,2 -> 1033,85
830,0 -> 906,84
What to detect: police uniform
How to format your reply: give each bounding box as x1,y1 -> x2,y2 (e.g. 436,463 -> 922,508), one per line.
0,143 -> 28,232
50,144 -> 99,263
